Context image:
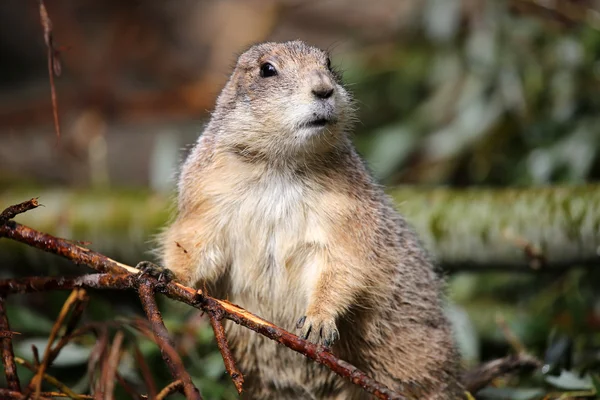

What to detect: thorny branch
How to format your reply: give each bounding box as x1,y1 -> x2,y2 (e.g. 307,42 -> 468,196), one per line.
0,199 -> 407,400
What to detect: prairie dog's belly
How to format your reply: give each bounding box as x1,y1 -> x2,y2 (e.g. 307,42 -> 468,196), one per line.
206,170 -> 326,325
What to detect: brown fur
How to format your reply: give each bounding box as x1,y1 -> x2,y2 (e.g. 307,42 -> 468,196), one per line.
159,41 -> 463,399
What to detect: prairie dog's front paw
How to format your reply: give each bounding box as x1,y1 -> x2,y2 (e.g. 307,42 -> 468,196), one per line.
135,261 -> 176,284
296,314 -> 339,348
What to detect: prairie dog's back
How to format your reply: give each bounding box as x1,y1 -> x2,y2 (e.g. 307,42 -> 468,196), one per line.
160,41 -> 463,399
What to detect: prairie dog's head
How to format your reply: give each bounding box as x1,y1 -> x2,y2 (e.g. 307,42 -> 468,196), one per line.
212,41 -> 354,159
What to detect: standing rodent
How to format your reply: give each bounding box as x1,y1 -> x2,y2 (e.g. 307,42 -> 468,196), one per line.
159,41 -> 463,399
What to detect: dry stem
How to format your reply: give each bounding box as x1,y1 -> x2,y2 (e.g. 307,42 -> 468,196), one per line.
38,0 -> 61,139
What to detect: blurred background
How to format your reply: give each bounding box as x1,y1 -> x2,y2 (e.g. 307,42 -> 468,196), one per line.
1,0 -> 600,399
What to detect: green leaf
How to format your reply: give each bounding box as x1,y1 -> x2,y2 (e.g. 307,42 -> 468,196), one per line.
6,305 -> 54,334
16,338 -> 91,367
545,370 -> 594,390
477,387 -> 545,400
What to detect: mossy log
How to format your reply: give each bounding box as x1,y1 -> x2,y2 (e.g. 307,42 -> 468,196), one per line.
1,185 -> 599,271
391,185 -> 600,271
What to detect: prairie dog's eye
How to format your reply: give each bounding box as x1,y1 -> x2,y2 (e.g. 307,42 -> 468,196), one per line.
260,62 -> 277,78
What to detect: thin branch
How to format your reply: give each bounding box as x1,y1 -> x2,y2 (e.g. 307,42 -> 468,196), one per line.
0,295 -> 20,392
156,380 -> 183,400
115,373 -> 144,400
87,327 -> 108,398
0,198 -> 39,225
496,314 -> 526,355
0,221 -> 139,276
102,331 -> 125,400
30,288 -> 87,398
0,388 -> 51,400
15,356 -> 90,400
138,280 -> 202,400
207,311 -> 244,394
63,290 -> 89,338
462,353 -> 541,394
41,393 -> 93,399
38,0 -> 61,139
0,217 -> 406,400
0,331 -> 19,339
509,0 -> 597,30
132,341 -> 158,399
0,273 -> 404,400
32,344 -> 41,366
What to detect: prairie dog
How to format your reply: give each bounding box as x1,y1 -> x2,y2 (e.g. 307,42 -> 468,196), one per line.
160,41 -> 463,399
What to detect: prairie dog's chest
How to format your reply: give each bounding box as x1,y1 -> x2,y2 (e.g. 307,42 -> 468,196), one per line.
202,163 -> 325,279
234,172 -> 306,228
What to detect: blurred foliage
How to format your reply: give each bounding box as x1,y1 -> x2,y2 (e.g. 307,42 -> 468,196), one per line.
348,1 -> 600,188
2,1 -> 600,399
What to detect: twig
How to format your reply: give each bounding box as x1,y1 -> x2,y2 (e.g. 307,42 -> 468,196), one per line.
207,311 -> 244,394
496,314 -> 526,355
0,221 -> 139,276
0,388 -> 51,400
510,0 -> 596,30
38,0 -> 61,139
156,380 -> 184,400
178,312 -> 206,357
462,353 -> 541,394
0,330 -> 20,339
87,327 -> 108,398
0,295 -> 20,392
1,273 -> 405,400
15,356 -> 90,400
32,345 -> 41,366
30,288 -> 87,398
115,373 -> 144,400
132,342 -> 158,399
138,280 -> 202,400
126,313 -> 198,398
0,217 -> 406,399
0,271 -> 405,399
102,331 -> 125,400
41,393 -> 93,399
63,290 -> 90,338
502,228 -> 546,270
0,198 -> 39,225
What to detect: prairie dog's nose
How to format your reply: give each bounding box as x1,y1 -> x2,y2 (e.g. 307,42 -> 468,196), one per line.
311,71 -> 334,99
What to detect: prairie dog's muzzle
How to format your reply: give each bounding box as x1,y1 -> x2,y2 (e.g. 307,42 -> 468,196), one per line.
310,70 -> 335,99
